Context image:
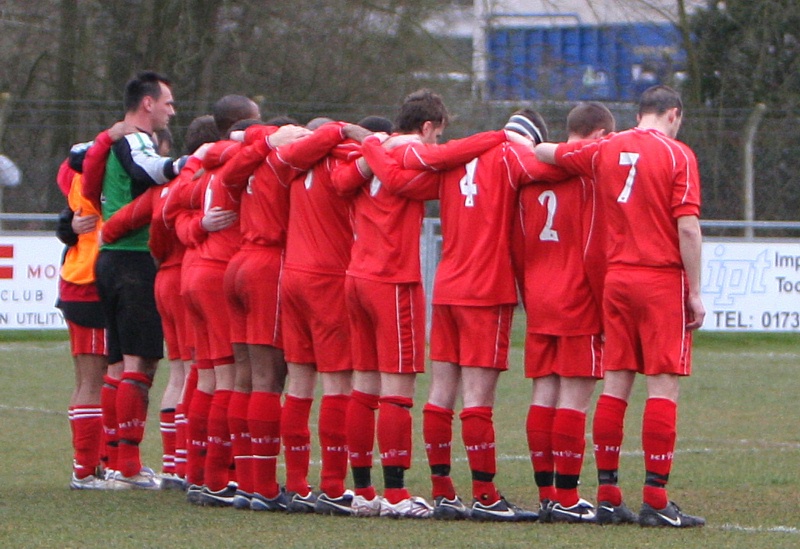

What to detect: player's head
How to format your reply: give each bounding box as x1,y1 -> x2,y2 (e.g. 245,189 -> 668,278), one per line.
639,85 -> 683,117
213,94 -> 261,138
396,89 -> 449,144
504,108 -> 548,145
123,71 -> 175,131
566,102 -> 615,140
154,127 -> 173,156
307,117 -> 334,130
358,115 -> 394,134
638,85 -> 683,137
183,115 -> 219,155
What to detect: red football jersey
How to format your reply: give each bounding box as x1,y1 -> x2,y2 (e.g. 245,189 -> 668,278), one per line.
194,140 -> 244,263
521,174 -> 602,334
332,142 -> 438,284
361,135 -> 566,304
216,123 -> 348,252
284,145 -> 354,275
555,127 -> 701,269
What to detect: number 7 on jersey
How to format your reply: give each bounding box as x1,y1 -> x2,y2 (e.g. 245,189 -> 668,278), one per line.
617,152 -> 640,203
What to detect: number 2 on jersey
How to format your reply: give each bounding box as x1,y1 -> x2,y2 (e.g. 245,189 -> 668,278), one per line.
617,152 -> 640,203
537,190 -> 559,242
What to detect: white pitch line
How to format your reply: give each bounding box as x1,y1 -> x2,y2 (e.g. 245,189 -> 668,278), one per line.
0,404 -> 65,416
718,524 -> 800,535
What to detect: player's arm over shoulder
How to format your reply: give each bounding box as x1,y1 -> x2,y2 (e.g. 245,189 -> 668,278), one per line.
115,132 -> 178,187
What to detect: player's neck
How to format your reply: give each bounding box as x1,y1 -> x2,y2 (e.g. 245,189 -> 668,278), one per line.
124,111 -> 153,135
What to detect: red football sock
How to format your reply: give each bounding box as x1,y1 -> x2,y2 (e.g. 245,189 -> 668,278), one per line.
593,394 -> 628,505
642,397 -> 677,509
70,405 -> 103,479
552,408 -> 587,507
423,403 -> 456,499
347,390 -> 379,469
377,396 -> 413,470
116,371 -> 152,477
318,394 -> 349,498
174,403 -> 187,478
204,389 -> 233,491
526,404 -> 556,502
175,365 -> 198,479
248,391 -> 282,498
160,408 -> 176,474
100,375 -> 119,471
378,396 -> 413,501
182,365 -> 198,412
228,390 -> 252,493
186,389 -> 212,487
461,406 -> 499,504
281,395 -> 314,495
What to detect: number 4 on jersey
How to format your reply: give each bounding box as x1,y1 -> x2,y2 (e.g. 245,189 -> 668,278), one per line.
459,158 -> 479,207
617,152 -> 640,203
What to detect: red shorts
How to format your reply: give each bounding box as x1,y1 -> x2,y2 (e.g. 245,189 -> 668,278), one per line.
67,320 -> 107,357
224,246 -> 283,347
281,268 -> 351,373
156,265 -> 191,361
183,259 -> 233,365
524,333 -> 603,379
345,276 -> 425,374
603,267 -> 692,376
430,304 -> 514,370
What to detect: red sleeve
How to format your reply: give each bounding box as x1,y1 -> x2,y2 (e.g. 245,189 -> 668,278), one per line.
330,156 -> 370,196
506,144 -> 572,186
398,130 -> 506,170
361,137 -> 440,200
554,139 -> 600,178
672,143 -> 702,218
175,209 -> 206,247
273,123 -> 345,172
101,187 -> 156,244
161,160 -> 203,227
81,130 -> 114,210
56,160 -> 75,197
148,225 -> 169,264
220,132 -> 272,192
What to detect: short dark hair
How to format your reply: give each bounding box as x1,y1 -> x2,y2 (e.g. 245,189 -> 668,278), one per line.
183,115 -> 219,155
567,102 -> 615,138
307,117 -> 334,130
395,89 -> 449,134
212,94 -> 261,137
229,118 -> 263,133
265,115 -> 298,127
123,71 -> 170,113
358,116 -> 394,134
639,85 -> 683,117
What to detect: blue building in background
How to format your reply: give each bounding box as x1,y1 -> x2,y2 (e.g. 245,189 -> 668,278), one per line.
448,1 -> 704,103
487,22 -> 685,102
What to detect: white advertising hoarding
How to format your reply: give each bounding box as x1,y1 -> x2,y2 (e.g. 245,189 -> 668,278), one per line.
0,235 -> 799,332
701,240 -> 800,331
0,235 -> 65,329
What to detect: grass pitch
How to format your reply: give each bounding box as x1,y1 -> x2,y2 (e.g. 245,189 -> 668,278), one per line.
1,330 -> 799,548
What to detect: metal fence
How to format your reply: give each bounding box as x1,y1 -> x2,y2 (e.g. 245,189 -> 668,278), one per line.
2,99 -> 800,230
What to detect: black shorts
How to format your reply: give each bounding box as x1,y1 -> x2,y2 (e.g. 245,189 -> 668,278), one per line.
95,249 -> 164,364
55,299 -> 106,329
